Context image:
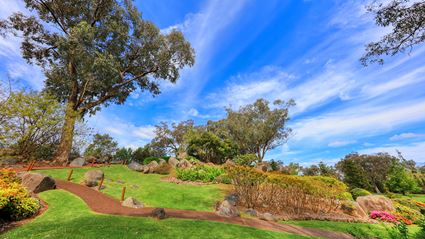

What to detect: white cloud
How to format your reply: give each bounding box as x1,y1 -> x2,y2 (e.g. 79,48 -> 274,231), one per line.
328,140 -> 356,147
390,133 -> 425,141
360,141 -> 425,162
292,99 -> 425,142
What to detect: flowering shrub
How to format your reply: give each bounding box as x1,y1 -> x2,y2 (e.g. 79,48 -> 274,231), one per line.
0,169 -> 40,221
370,210 -> 413,225
370,211 -> 398,223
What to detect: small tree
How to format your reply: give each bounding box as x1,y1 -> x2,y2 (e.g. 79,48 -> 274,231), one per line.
336,154 -> 372,190
225,98 -> 295,161
114,147 -> 133,164
385,163 -> 419,195
152,120 -> 194,156
0,91 -> 63,160
85,133 -> 118,162
0,0 -> 195,163
186,130 -> 237,164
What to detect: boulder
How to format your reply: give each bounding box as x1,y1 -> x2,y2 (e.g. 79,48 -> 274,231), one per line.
356,195 -> 394,213
168,157 -> 179,168
225,193 -> 239,206
158,159 -> 166,165
256,163 -> 272,172
128,161 -> 143,172
146,161 -> 159,173
21,173 -> 56,193
245,208 -> 257,217
217,200 -> 240,217
340,201 -> 368,218
259,212 -> 278,222
69,157 -> 86,167
85,155 -> 98,164
122,197 -> 144,208
142,165 -> 150,174
152,208 -> 167,219
177,159 -> 192,169
84,170 -> 104,187
224,160 -> 235,166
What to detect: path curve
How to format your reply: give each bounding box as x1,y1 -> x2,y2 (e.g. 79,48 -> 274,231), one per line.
56,180 -> 353,239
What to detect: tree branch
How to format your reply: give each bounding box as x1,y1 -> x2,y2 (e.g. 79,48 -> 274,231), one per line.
37,0 -> 69,35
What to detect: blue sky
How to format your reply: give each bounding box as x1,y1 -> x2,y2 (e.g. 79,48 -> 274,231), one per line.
1,0 -> 425,165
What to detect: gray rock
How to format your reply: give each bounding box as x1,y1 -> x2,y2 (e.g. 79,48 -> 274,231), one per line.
259,212 -> 278,222
142,165 -> 150,174
158,159 -> 166,165
225,193 -> 239,206
168,157 -> 179,168
84,170 -> 104,187
146,160 -> 159,173
122,197 -> 144,208
245,208 -> 257,217
128,161 -> 143,172
69,157 -> 86,167
152,208 -> 167,219
21,173 -> 56,193
255,162 -> 272,172
177,159 -> 192,169
217,200 -> 240,217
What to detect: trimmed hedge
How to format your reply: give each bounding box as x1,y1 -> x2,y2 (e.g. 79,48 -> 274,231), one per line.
350,188 -> 372,200
0,169 -> 40,221
176,165 -> 224,182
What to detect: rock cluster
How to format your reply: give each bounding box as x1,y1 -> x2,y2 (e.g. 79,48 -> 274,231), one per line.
21,172 -> 56,193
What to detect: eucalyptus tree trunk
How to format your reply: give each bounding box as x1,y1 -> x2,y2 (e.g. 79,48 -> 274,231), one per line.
54,101 -> 78,165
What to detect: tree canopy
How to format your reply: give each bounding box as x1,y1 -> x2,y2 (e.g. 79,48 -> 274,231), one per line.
0,0 -> 195,163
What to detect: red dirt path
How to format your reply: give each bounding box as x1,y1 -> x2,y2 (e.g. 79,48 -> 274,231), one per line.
56,180 -> 354,239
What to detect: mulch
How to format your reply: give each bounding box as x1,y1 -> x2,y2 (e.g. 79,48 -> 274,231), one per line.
56,180 -> 354,239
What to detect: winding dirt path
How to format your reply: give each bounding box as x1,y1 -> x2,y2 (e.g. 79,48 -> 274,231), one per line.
56,180 -> 354,239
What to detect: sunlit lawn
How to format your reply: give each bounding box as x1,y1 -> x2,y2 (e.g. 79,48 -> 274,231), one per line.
37,165 -> 229,211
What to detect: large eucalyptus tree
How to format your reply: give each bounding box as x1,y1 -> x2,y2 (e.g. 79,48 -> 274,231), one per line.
0,0 -> 195,163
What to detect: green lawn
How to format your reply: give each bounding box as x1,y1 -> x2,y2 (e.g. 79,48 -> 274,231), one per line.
1,190 -> 311,239
36,165 -> 227,211
400,194 -> 425,202
283,220 -> 420,239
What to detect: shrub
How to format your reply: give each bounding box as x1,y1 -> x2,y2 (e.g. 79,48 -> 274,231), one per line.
176,165 -> 225,182
234,154 -> 258,166
226,165 -> 348,214
0,169 -> 40,221
370,210 -> 412,225
393,202 -> 423,223
338,192 -> 354,201
350,188 -> 372,199
143,156 -> 160,165
153,163 -> 172,175
161,156 -> 170,162
214,173 -> 232,184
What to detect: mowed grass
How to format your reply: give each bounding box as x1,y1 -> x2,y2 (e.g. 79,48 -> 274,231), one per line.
1,190 -> 312,239
283,220 -> 420,239
36,165 -> 227,211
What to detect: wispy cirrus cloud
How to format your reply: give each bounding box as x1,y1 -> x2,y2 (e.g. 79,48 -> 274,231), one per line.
390,133 -> 425,141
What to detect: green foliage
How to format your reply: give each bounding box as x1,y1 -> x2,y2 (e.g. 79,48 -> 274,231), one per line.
234,154 -> 259,166
387,222 -> 409,239
386,163 -> 419,195
338,192 -> 354,201
176,165 -> 225,182
132,143 -> 167,164
186,130 -> 237,164
350,188 -> 372,200
337,152 -> 399,193
393,202 -> 423,223
85,134 -> 118,161
152,120 -> 194,155
0,169 -> 40,221
143,156 -> 161,165
224,98 -> 295,160
415,218 -> 425,239
0,91 -> 63,160
114,147 -> 133,163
